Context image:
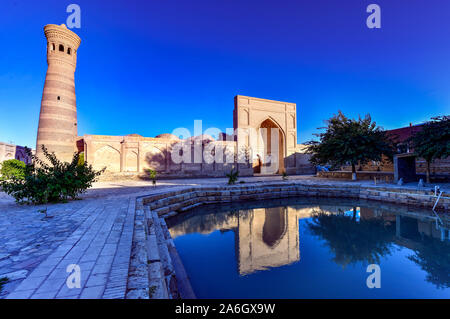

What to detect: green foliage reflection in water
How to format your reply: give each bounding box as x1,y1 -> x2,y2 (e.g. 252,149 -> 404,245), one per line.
307,210 -> 395,267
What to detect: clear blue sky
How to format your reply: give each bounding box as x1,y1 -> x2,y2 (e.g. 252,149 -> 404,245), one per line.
0,0 -> 449,148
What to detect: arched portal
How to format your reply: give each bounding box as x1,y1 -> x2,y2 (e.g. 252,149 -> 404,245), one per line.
255,118 -> 285,174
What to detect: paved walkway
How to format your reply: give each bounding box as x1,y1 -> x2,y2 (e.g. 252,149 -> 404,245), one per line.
0,182 -> 172,298
0,175 -> 447,298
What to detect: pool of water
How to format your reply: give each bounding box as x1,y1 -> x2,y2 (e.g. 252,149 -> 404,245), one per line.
167,197 -> 450,299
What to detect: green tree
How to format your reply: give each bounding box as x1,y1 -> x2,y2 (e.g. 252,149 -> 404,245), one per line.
306,111 -> 394,180
408,116 -> 450,183
0,159 -> 26,180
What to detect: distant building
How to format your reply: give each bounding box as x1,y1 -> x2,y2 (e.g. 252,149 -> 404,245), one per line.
387,123 -> 449,177
387,123 -> 423,154
338,122 -> 449,180
0,142 -> 33,165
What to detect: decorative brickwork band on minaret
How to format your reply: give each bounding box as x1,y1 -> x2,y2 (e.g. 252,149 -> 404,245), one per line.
36,24 -> 81,162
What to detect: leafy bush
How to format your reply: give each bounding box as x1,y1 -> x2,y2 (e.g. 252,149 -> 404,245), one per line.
148,169 -> 157,186
77,152 -> 85,166
226,169 -> 239,185
0,159 -> 26,180
0,146 -> 104,205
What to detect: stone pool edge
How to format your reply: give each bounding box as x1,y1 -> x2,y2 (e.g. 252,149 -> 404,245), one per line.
125,181 -> 449,299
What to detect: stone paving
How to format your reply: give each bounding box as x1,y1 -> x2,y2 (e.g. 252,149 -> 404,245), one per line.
0,181 -> 173,298
0,175 -> 448,299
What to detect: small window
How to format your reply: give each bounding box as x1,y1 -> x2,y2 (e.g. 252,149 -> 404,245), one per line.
59,44 -> 64,52
67,48 -> 71,55
52,43 -> 55,51
57,96 -> 61,101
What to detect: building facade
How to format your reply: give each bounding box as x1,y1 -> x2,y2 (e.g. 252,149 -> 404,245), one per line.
234,95 -> 299,174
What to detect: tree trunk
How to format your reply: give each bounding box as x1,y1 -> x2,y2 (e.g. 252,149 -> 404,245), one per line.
426,161 -> 431,184
351,163 -> 357,181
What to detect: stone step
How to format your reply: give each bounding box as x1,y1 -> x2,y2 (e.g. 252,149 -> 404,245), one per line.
145,207 -> 169,299
177,202 -> 203,212
160,211 -> 178,219
142,188 -> 195,206
150,188 -> 301,215
148,191 -> 198,210
151,210 -> 177,298
158,217 -> 196,299
143,183 -> 358,210
144,186 -> 363,219
152,197 -> 202,216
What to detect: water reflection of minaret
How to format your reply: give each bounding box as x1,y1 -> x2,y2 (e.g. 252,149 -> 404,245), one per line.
236,206 -> 300,275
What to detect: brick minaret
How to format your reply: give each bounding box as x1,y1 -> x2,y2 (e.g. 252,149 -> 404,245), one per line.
36,24 -> 81,162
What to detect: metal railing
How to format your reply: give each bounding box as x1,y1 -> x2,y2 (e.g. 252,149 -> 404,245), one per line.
432,187 -> 444,228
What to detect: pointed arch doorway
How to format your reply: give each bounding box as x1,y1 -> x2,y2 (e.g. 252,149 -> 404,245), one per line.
254,118 -> 285,174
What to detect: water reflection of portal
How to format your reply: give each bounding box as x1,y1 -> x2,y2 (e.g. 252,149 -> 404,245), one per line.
237,206 -> 299,275
262,207 -> 288,248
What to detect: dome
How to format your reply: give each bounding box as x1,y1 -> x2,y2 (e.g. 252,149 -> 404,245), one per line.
155,133 -> 180,140
187,134 -> 215,142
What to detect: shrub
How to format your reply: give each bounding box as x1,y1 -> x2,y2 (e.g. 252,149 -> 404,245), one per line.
0,146 -> 105,205
226,169 -> 239,185
77,152 -> 85,166
148,169 -> 157,186
0,159 -> 26,180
